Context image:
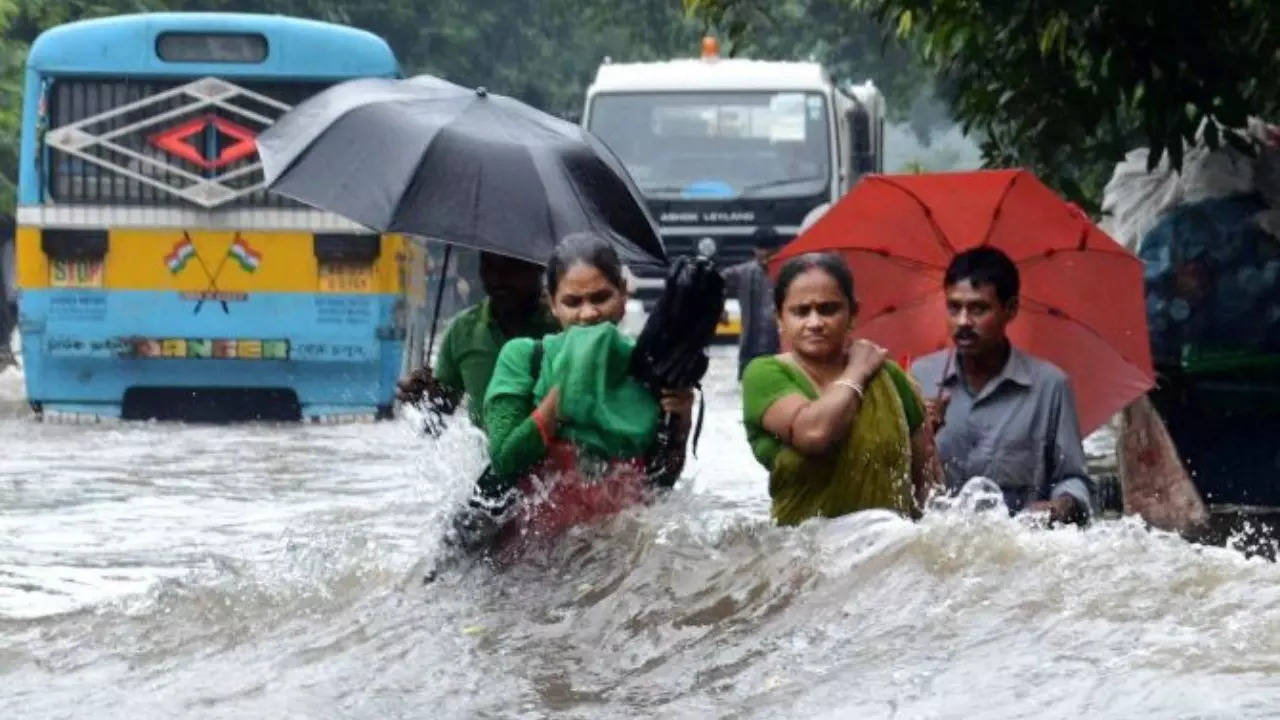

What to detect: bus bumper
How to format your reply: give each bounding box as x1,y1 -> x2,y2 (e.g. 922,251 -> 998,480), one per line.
18,289 -> 404,421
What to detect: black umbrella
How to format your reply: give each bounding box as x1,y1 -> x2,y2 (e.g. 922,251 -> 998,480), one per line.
257,75 -> 666,270
629,255 -> 725,396
630,255 -> 725,463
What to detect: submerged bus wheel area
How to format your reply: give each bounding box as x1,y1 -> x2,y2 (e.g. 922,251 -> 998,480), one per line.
122,387 -> 302,423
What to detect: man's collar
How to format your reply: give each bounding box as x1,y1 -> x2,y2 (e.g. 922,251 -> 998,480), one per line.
477,298 -> 493,326
1002,345 -> 1034,387
939,356 -> 961,387
946,343 -> 1033,389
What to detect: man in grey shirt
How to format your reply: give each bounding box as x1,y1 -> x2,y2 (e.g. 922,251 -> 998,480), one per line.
722,228 -> 785,379
910,247 -> 1094,523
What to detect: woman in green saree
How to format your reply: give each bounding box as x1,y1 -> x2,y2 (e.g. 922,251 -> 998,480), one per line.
742,253 -> 941,525
481,233 -> 694,547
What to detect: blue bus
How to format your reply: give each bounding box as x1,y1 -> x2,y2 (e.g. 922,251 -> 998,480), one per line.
14,13 -> 429,422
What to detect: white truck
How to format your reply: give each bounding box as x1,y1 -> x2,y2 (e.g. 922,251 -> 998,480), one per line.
582,38 -> 885,336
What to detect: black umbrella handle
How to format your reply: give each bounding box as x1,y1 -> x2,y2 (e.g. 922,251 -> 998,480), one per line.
651,389 -> 703,465
424,243 -> 453,366
652,411 -> 679,460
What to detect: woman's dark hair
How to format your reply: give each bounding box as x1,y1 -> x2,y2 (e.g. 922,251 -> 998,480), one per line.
545,232 -> 626,297
774,252 -> 856,312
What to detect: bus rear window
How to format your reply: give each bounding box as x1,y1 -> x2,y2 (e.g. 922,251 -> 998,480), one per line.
156,32 -> 268,63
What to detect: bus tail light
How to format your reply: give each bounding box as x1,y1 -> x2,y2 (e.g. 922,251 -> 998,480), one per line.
314,233 -> 379,293
42,228 -> 107,288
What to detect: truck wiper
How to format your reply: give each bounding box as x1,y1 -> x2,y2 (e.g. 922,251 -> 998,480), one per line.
639,184 -> 691,195
739,176 -> 824,193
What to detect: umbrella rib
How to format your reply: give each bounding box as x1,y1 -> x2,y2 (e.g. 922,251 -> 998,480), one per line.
1018,297 -> 1153,373
583,130 -> 666,265
858,290 -> 939,325
981,170 -> 1023,246
491,98 -> 564,250
986,171 -> 1140,261
870,252 -> 947,273
542,147 -> 592,242
1016,245 -> 1145,268
385,97 -> 475,234
869,175 -> 956,256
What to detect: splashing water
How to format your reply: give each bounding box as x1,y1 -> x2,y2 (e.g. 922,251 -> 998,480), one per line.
3,348 -> 1279,718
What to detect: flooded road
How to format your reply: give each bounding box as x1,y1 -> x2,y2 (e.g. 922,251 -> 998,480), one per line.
3,349 -> 1280,718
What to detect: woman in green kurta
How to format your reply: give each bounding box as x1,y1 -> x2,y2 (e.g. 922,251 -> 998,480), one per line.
481,233 -> 694,544
742,252 -> 941,525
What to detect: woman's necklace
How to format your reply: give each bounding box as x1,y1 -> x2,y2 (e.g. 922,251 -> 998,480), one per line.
789,352 -> 845,390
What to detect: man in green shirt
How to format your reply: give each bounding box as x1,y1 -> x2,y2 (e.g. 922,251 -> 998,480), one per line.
396,251 -> 558,430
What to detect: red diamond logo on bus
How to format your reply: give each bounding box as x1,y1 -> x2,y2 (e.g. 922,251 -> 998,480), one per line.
149,114 -> 258,170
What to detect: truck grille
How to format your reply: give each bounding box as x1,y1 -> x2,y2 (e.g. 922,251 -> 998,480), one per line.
44,77 -> 327,209
632,233 -> 756,281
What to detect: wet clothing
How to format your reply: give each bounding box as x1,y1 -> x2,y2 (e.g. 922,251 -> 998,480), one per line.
910,346 -> 1094,517
434,298 -> 559,428
742,357 -> 923,470
722,260 -> 780,378
742,356 -> 924,524
483,322 -> 662,492
504,440 -> 650,544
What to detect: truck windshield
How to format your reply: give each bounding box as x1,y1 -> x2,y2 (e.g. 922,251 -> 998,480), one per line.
588,91 -> 830,200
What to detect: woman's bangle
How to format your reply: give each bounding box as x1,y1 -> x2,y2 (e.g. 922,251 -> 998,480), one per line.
834,378 -> 865,400
531,408 -> 554,446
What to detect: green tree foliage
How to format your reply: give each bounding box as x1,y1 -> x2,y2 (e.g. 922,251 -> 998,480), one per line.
689,0 -> 1280,209
0,0 -> 21,218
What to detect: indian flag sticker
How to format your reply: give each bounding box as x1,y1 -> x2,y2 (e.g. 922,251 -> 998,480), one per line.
228,236 -> 261,273
164,237 -> 196,274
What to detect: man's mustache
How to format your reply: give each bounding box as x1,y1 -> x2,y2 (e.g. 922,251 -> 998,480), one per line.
953,329 -> 979,341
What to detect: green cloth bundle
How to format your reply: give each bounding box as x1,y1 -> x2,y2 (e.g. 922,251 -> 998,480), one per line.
486,322 -> 659,460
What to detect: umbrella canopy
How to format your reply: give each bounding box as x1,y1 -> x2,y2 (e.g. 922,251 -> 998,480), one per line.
256,75 -> 666,269
774,168 -> 1154,435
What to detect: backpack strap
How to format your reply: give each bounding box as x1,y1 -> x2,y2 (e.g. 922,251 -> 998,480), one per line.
691,384 -> 705,457
529,339 -> 544,383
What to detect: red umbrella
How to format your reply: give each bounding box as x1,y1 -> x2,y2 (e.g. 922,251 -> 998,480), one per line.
773,168 -> 1154,435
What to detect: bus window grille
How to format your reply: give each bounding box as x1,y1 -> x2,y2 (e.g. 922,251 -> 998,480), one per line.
45,77 -> 330,209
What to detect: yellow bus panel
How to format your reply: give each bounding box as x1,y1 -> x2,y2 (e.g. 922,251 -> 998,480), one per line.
17,227 -> 406,294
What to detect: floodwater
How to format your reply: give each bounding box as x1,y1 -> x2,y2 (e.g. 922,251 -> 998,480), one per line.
3,348 -> 1280,719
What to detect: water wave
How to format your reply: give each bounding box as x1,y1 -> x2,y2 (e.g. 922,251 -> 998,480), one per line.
4,351 -> 1280,718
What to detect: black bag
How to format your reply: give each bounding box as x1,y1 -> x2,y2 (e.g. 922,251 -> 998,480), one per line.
629,255 -> 726,394
629,255 -> 725,460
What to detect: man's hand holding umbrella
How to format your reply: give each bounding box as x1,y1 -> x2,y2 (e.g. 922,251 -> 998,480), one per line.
395,366 -> 460,410
923,391 -> 949,435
